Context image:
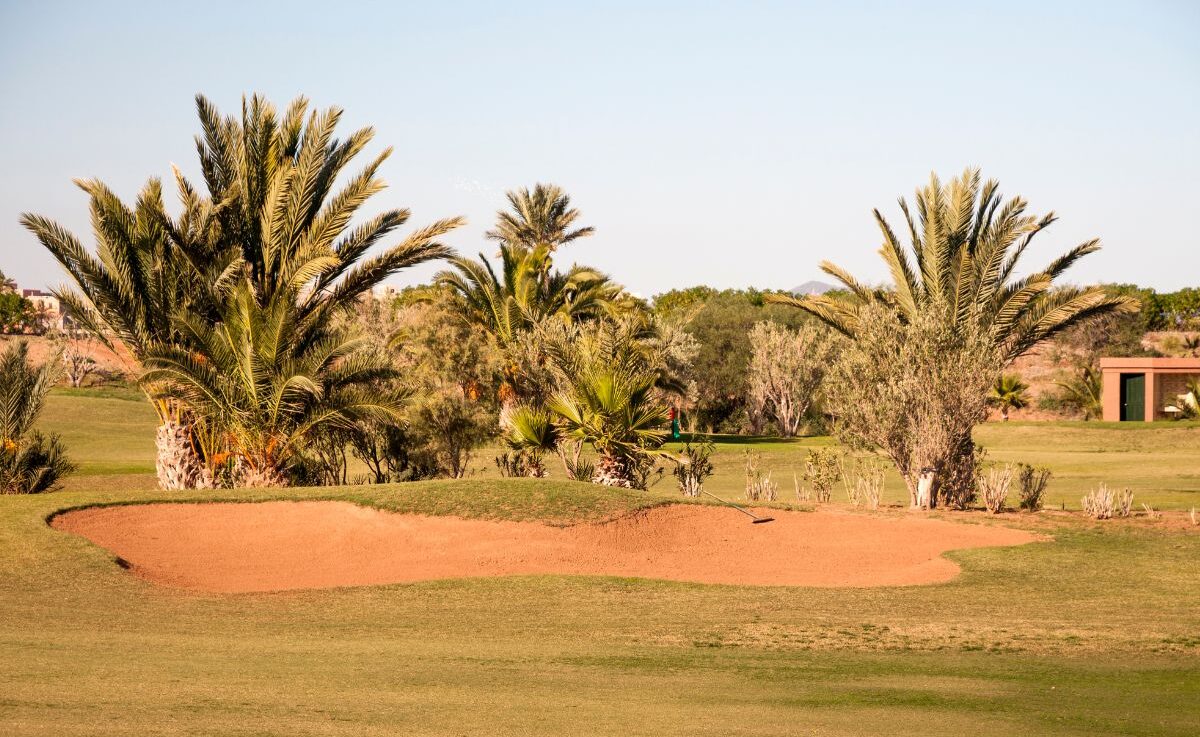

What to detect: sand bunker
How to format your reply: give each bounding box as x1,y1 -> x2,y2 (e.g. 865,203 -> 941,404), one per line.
52,502 -> 1038,593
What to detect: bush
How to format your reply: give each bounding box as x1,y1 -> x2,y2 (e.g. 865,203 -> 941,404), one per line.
1,431 -> 75,494
673,440 -> 715,497
1081,484 -> 1132,519
1017,464 -> 1052,511
0,342 -> 75,494
839,456 -> 885,510
495,450 -> 546,478
1116,488 -> 1134,518
820,303 -> 996,509
802,447 -> 842,503
744,451 -> 778,501
979,464 -> 1014,514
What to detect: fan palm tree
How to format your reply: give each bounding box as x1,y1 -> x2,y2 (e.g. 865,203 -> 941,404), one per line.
500,404 -> 559,477
506,318 -> 674,488
547,364 -> 669,489
988,373 -> 1030,421
769,169 -> 1137,361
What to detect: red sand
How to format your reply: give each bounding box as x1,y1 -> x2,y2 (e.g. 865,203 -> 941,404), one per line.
51,502 -> 1039,593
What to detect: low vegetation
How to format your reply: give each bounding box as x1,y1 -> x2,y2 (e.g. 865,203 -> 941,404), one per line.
1017,463 -> 1053,511
0,342 -> 74,494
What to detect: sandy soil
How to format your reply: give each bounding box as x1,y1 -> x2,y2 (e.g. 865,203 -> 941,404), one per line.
52,502 -> 1040,593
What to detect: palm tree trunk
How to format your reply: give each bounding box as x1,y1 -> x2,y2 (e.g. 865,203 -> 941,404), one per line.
235,458 -> 288,488
154,420 -> 212,490
592,453 -> 633,488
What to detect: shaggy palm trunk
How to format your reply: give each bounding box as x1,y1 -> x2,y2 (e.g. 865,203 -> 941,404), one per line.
592,453 -> 633,488
236,459 -> 288,488
155,421 -> 212,490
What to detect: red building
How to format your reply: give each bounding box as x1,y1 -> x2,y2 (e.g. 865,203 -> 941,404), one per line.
1099,357 -> 1200,421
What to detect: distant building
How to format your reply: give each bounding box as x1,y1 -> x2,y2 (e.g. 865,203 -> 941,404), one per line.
1100,357 -> 1200,421
20,289 -> 66,331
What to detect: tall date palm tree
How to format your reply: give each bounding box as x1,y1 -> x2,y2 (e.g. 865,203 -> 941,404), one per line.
770,169 -> 1137,505
25,93 -> 462,488
770,168 -> 1137,361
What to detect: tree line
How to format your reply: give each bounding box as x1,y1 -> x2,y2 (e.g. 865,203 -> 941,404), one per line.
8,93 -> 1144,507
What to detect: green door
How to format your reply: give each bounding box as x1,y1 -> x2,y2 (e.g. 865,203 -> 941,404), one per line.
1120,373 -> 1145,421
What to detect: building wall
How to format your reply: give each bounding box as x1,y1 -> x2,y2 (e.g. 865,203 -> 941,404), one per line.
1099,358 -> 1200,422
1158,373 -> 1199,413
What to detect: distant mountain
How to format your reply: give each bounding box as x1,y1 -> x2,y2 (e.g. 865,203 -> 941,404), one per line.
789,280 -> 836,296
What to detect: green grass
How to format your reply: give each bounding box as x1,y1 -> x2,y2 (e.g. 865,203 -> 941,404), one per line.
4,392 -> 1199,735
41,387 -> 157,476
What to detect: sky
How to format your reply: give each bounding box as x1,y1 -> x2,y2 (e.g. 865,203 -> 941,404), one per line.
1,0 -> 1197,298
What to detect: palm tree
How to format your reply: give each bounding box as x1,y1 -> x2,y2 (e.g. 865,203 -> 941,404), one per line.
22,178 -> 212,488
506,318 -> 673,488
25,93 -> 462,488
437,242 -> 618,346
500,404 -> 559,477
770,169 -> 1137,361
486,183 -> 594,254
0,342 -> 75,494
547,361 -> 669,489
988,373 -> 1030,421
142,281 -> 405,487
1056,366 -> 1103,420
769,168 -> 1137,505
438,185 -> 624,406
0,268 -> 16,293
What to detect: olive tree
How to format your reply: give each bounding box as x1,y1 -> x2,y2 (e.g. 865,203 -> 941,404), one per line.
746,320 -> 836,437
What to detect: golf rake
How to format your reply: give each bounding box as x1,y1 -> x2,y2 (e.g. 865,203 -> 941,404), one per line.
700,490 -> 775,524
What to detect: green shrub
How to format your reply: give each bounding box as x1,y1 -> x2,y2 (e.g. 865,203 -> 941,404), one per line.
1,431 -> 75,494
802,447 -> 842,503
0,342 -> 75,493
1016,463 -> 1053,511
672,440 -> 715,497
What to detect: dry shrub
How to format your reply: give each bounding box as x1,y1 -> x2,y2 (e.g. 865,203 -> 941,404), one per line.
1192,507 -> 1198,526
839,456 -> 885,510
744,451 -> 778,502
1141,503 -> 1161,520
1084,487 -> 1118,523
746,321 -> 837,437
1016,463 -> 1052,511
802,447 -> 842,503
793,471 -> 809,502
980,464 -> 1014,514
1116,488 -> 1134,518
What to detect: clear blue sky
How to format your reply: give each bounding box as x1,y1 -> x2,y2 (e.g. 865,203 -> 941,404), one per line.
1,0 -> 1197,297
